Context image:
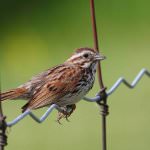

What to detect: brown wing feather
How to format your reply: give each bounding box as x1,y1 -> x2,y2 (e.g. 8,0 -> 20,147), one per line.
22,65 -> 83,112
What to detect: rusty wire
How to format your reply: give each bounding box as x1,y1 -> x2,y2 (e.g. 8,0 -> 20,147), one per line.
89,1 -> 108,150
0,88 -> 7,150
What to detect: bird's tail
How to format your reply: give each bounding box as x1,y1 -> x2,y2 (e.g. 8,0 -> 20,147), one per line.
0,88 -> 26,101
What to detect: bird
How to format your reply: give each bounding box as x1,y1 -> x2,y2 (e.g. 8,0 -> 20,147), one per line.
0,47 -> 105,122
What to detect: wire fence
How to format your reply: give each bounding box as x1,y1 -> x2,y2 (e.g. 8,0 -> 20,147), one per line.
5,68 -> 150,127
0,0 -> 150,150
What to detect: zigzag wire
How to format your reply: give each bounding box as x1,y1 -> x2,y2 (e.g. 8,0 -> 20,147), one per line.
7,104 -> 64,127
107,68 -> 150,95
6,68 -> 150,127
84,68 -> 150,102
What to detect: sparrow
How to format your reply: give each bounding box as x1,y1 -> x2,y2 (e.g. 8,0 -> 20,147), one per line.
0,47 -> 105,122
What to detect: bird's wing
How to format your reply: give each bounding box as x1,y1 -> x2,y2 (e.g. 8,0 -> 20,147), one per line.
22,65 -> 84,112
21,64 -> 64,89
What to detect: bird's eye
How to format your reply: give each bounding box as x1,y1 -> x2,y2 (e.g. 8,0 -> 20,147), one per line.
83,53 -> 89,58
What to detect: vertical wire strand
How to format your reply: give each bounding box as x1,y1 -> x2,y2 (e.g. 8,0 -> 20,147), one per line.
0,88 -> 7,150
90,0 -> 104,89
90,1 -> 107,150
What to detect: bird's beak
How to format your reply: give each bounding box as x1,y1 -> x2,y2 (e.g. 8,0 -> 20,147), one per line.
94,55 -> 106,61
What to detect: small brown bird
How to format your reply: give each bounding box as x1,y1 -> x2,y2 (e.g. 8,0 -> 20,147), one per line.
0,48 -> 105,122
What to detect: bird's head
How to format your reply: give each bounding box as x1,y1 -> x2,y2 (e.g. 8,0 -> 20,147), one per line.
66,47 -> 106,68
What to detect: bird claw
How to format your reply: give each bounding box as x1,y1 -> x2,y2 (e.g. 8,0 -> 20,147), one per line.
56,113 -> 65,124
56,104 -> 76,124
56,110 -> 71,124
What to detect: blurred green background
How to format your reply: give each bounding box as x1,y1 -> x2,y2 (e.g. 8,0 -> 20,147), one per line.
0,0 -> 150,150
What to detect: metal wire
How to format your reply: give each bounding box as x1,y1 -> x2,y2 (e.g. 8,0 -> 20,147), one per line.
6,68 -> 150,127
6,104 -> 64,127
90,0 -> 104,89
84,68 -> 150,101
0,87 -> 7,150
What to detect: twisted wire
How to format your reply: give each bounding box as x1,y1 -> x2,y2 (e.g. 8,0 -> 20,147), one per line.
6,68 -> 150,127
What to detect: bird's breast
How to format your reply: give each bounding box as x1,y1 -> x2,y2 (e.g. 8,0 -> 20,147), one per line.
57,68 -> 96,106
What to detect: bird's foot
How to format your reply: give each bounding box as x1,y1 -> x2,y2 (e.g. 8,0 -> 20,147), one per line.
56,104 -> 76,124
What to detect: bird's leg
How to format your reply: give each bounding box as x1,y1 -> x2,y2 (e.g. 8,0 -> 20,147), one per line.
56,104 -> 76,124
64,104 -> 76,121
56,107 -> 68,124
